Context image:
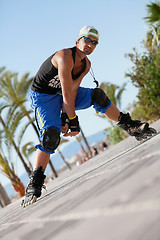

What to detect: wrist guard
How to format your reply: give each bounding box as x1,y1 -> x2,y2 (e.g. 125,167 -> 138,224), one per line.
69,115 -> 80,132
61,112 -> 69,126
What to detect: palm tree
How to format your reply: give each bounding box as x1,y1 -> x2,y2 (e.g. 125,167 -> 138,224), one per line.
95,82 -> 126,123
76,135 -> 88,156
0,131 -> 25,198
76,130 -> 92,157
56,138 -> 71,170
144,2 -> 160,24
97,82 -> 127,144
80,126 -> 92,157
0,68 -> 56,176
0,153 -> 25,198
144,2 -> 160,49
0,182 -> 11,207
0,111 -> 31,175
0,69 -> 39,136
21,142 -> 34,170
99,82 -> 126,109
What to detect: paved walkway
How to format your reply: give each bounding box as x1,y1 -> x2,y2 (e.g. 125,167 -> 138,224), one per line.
0,120 -> 160,240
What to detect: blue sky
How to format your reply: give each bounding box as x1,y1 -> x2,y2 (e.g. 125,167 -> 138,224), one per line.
0,0 -> 151,185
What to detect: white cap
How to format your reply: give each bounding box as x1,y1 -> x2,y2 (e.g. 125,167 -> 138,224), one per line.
77,26 -> 99,41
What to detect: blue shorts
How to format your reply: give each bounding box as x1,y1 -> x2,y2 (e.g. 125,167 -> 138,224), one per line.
30,87 -> 111,153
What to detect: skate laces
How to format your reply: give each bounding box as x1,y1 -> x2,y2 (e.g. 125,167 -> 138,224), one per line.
29,175 -> 46,188
28,167 -> 46,188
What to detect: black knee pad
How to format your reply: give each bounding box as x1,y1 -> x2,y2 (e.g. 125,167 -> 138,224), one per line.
91,88 -> 111,108
41,128 -> 60,152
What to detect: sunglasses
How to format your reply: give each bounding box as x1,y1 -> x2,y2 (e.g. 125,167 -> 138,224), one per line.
82,36 -> 98,46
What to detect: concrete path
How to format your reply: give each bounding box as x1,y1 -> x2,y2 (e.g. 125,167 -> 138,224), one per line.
0,120 -> 160,240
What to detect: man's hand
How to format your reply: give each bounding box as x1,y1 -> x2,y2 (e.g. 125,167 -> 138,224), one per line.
61,112 -> 69,135
61,123 -> 69,135
64,130 -> 79,137
63,115 -> 80,137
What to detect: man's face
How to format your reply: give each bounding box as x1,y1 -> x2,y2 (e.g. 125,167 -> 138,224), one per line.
77,35 -> 98,55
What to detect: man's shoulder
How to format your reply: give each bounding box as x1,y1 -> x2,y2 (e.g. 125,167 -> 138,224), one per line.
57,48 -> 72,57
55,48 -> 74,65
53,47 -> 74,68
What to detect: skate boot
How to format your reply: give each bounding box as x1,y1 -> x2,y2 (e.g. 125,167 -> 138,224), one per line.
117,112 -> 157,141
21,166 -> 46,208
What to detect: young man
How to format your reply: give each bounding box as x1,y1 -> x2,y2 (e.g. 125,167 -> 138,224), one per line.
21,26 -> 156,207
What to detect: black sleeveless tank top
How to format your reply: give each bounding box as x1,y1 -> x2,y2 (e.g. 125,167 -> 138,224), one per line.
31,47 -> 86,94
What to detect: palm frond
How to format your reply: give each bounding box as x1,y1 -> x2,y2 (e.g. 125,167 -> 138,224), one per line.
0,66 -> 6,74
116,82 -> 127,108
10,111 -> 27,136
144,2 -> 160,23
17,73 -> 33,97
4,72 -> 17,101
21,142 -> 35,158
0,151 -> 14,179
0,103 -> 11,113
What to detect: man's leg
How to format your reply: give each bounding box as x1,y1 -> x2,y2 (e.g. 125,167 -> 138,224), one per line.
75,87 -> 156,141
33,149 -> 50,171
21,91 -> 62,207
102,98 -> 157,141
103,102 -> 120,122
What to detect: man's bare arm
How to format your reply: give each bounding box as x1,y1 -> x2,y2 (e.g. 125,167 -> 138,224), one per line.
72,58 -> 91,101
56,49 -> 76,119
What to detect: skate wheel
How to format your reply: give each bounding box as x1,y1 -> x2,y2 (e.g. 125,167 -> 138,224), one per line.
21,195 -> 37,208
135,127 -> 157,141
135,136 -> 143,141
146,127 -> 157,137
147,127 -> 157,135
31,195 -> 37,204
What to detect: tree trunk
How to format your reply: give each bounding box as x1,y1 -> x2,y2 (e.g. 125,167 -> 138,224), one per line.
79,141 -> 88,156
48,159 -> 58,178
12,176 -> 25,198
0,183 -> 11,207
12,141 -> 31,175
0,116 -> 31,176
57,148 -> 71,170
26,113 -> 39,136
80,126 -> 92,157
